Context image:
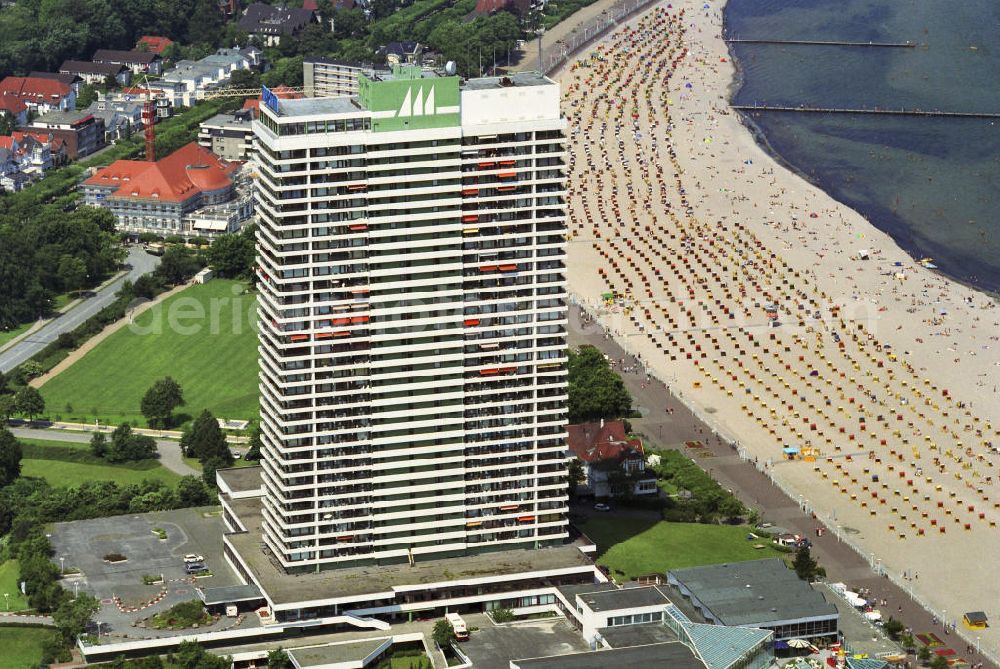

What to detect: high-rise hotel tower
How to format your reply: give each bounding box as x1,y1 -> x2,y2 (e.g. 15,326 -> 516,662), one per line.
253,67 -> 569,572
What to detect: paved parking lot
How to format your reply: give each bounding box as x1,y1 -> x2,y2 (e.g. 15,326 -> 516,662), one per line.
461,618 -> 589,669
50,506 -> 243,638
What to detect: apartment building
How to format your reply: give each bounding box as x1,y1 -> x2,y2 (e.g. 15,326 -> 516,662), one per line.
252,67 -> 571,573
303,57 -> 383,98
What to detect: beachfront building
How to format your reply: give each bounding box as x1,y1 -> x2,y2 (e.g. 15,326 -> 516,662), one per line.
668,559 -> 840,642
82,141 -> 252,238
566,419 -> 659,498
251,66 -> 572,573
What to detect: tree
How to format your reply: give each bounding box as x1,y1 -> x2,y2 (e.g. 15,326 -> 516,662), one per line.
206,226 -> 255,278
156,246 -> 201,285
0,395 -> 16,423
182,410 -> 232,465
792,545 -> 822,581
52,592 -> 99,643
267,649 -> 293,669
141,377 -> 185,428
177,476 -> 213,507
106,423 -> 158,463
567,458 -> 584,495
0,428 -> 23,486
57,254 -> 88,294
76,84 -> 99,109
431,618 -> 454,648
244,425 -> 262,461
201,456 -> 228,489
14,386 -> 45,421
90,431 -> 108,458
883,616 -> 904,641
918,646 -> 932,665
567,346 -> 632,423
929,655 -> 949,669
176,640 -> 231,669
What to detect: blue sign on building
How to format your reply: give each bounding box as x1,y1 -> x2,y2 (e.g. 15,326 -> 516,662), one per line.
261,85 -> 279,114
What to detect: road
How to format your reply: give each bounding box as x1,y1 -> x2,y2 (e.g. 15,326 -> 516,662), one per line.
567,304 -> 999,669
10,426 -> 200,477
0,246 -> 160,374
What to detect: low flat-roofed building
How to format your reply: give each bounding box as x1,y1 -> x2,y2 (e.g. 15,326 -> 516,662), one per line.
554,583 -> 673,643
511,641 -> 706,669
668,559 -> 839,642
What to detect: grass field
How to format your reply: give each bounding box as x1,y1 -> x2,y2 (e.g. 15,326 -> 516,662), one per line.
0,561 -> 28,612
578,515 -> 786,581
0,322 -> 33,349
41,280 -> 259,429
0,625 -> 54,669
19,438 -> 182,487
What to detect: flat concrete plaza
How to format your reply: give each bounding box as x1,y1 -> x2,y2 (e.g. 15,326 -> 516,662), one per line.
460,618 -> 589,669
50,506 -> 248,641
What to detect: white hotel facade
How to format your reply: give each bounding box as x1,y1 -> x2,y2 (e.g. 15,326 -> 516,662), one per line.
251,67 -> 573,573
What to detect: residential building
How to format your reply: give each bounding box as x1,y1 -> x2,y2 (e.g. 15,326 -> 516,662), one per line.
566,420 -> 658,498
84,98 -> 145,143
239,2 -> 316,46
198,109 -> 256,161
0,94 -> 28,127
667,559 -> 840,642
82,142 -> 251,237
252,67 -> 570,573
136,35 -> 174,55
92,49 -> 163,75
59,60 -> 132,87
380,41 -> 422,65
0,75 -> 76,114
0,132 -> 56,191
29,71 -> 82,95
303,57 -> 384,98
158,47 -> 259,107
28,110 -> 103,159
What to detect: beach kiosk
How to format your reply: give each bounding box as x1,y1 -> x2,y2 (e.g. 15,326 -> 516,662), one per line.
963,611 -> 988,630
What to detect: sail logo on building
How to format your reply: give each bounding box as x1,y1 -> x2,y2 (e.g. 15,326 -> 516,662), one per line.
397,85 -> 436,117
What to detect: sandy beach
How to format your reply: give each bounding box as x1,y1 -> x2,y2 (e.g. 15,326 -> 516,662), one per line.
559,0 -> 1000,660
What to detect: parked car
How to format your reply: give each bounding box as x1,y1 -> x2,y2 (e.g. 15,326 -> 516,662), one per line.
593,503 -> 611,512
183,554 -> 205,563
185,562 -> 207,574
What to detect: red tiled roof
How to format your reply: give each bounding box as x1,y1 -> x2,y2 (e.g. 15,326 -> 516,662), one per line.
84,142 -> 240,203
567,420 -> 644,463
0,76 -> 71,103
13,130 -> 63,152
0,93 -> 28,114
136,36 -> 174,54
302,0 -> 318,9
0,136 -> 13,150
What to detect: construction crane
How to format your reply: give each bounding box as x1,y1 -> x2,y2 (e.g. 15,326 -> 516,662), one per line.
137,74 -> 159,162
196,85 -> 315,101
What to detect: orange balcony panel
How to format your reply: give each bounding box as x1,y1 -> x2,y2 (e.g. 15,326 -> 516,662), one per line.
480,368 -> 499,375
464,319 -> 480,327
289,334 -> 309,342
499,264 -> 518,272
479,265 -> 498,272
462,215 -> 479,223
517,516 -> 535,522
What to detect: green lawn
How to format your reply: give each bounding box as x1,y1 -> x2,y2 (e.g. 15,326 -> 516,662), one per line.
19,438 -> 182,487
0,322 -> 33,349
41,280 -> 259,429
0,561 -> 28,612
578,516 -> 786,581
0,625 -> 54,669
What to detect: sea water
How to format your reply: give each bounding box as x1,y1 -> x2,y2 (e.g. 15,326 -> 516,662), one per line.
723,0 -> 1000,292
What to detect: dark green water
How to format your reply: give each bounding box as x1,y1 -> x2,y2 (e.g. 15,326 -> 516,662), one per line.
724,0 -> 1000,291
